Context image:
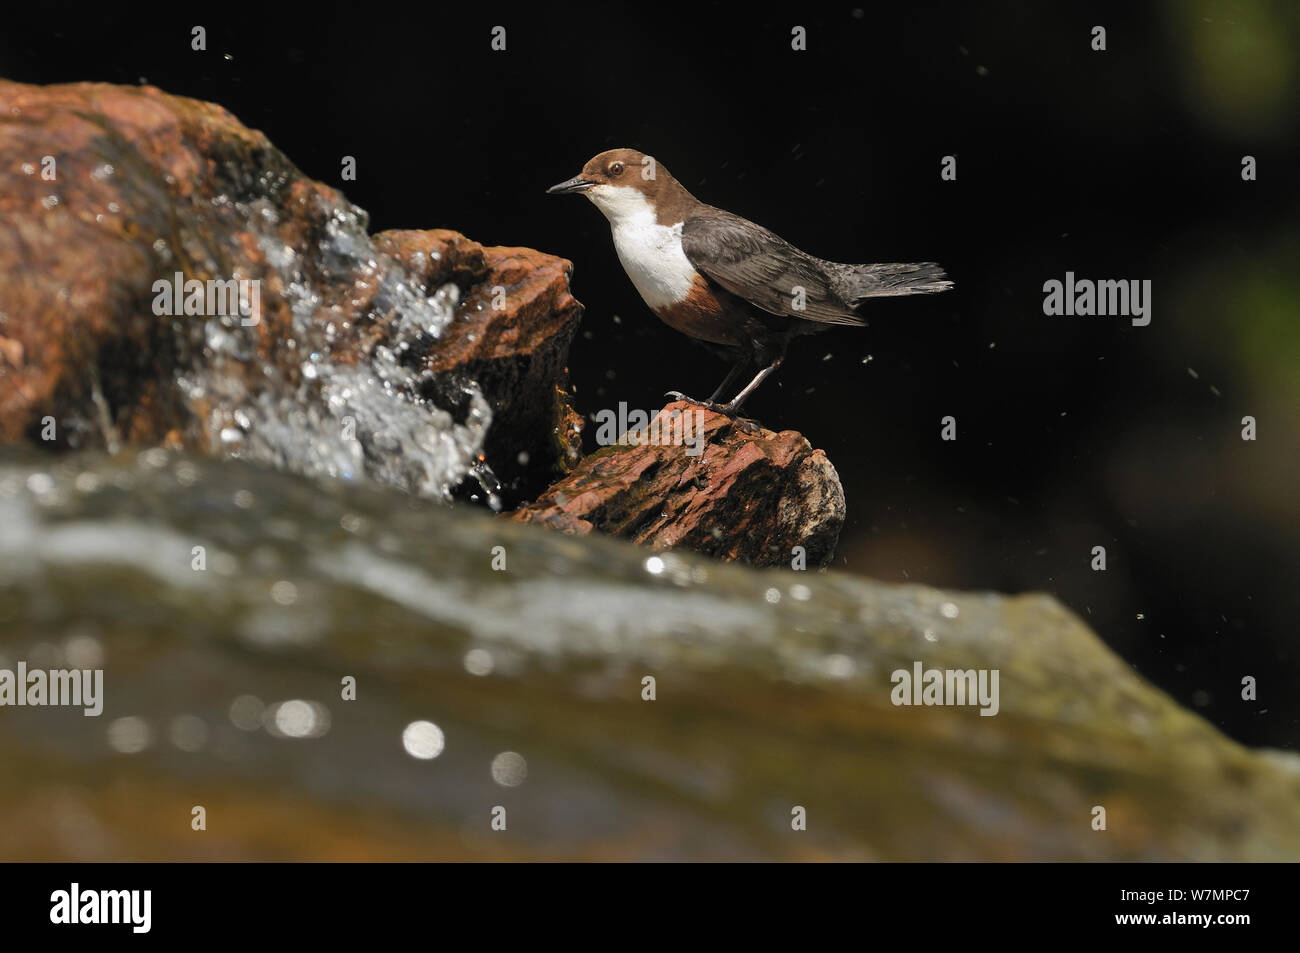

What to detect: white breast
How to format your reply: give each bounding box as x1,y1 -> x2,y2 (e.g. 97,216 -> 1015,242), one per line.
585,185 -> 698,310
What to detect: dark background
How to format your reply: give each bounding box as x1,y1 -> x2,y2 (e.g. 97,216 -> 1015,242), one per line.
4,1 -> 1298,748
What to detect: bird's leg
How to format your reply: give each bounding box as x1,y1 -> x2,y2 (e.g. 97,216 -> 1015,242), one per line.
668,347 -> 785,435
707,360 -> 750,403
716,353 -> 785,429
720,358 -> 781,412
664,359 -> 749,411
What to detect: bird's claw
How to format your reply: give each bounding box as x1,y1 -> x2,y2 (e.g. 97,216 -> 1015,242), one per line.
664,391 -> 721,412
721,412 -> 761,434
665,392 -> 762,434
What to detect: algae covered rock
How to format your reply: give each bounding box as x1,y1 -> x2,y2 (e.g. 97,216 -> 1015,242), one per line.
0,448 -> 1296,861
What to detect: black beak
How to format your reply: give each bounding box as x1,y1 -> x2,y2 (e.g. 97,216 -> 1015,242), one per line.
546,175 -> 594,195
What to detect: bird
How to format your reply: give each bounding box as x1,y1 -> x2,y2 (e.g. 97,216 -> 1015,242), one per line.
547,148 -> 953,430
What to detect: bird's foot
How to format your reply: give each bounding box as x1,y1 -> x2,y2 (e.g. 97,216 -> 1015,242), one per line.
664,390 -> 723,412
664,392 -> 762,434
714,398 -> 764,433
721,411 -> 762,434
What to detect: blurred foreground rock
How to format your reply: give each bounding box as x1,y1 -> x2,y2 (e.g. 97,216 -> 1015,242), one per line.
1,448 -> 1297,861
0,80 -> 581,503
509,401 -> 845,567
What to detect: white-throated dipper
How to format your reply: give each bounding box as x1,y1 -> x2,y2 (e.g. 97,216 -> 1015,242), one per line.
547,148 -> 953,428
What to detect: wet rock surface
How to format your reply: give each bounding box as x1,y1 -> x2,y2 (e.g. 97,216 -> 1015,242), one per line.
509,401 -> 845,568
1,448 -> 1298,861
0,80 -> 581,503
371,229 -> 583,501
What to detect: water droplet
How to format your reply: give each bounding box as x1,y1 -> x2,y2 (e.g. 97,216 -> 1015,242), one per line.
270,580 -> 298,605
464,648 -> 494,676
170,715 -> 209,752
824,654 -> 855,678
229,695 -> 265,731
491,751 -> 527,787
269,699 -> 329,739
64,634 -> 104,668
107,716 -> 152,754
402,720 -> 445,759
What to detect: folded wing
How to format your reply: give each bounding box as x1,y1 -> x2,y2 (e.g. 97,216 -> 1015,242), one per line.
680,210 -> 864,326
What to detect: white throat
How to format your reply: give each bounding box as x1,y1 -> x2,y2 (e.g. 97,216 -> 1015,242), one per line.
585,185 -> 696,310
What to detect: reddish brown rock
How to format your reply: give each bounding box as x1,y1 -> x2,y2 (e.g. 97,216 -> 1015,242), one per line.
508,401 -> 845,567
0,79 -> 581,500
373,229 -> 585,492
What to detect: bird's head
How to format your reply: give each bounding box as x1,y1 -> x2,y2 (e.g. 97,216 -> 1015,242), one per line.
547,148 -> 682,224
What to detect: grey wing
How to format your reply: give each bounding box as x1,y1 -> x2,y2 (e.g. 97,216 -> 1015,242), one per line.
680,210 -> 863,325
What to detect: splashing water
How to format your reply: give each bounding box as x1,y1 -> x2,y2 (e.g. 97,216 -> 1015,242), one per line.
173,194 -> 496,503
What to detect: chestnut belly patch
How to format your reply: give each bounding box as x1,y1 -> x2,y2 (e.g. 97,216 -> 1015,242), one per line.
653,276 -> 747,347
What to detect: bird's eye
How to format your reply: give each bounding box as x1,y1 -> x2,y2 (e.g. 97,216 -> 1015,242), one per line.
609,161 -> 625,176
